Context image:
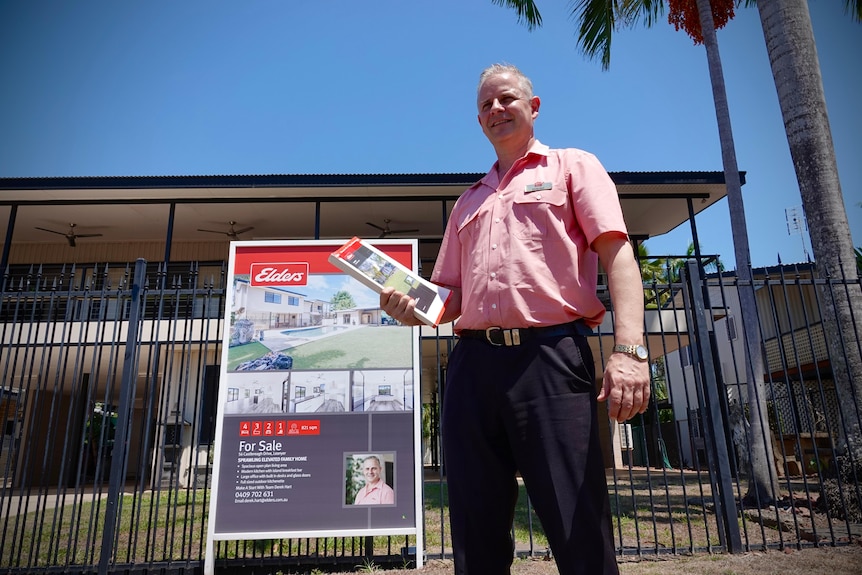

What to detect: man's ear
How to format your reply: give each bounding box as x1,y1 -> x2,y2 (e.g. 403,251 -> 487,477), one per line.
531,96 -> 541,117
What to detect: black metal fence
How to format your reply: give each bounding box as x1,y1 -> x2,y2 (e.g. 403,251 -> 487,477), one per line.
0,257 -> 859,574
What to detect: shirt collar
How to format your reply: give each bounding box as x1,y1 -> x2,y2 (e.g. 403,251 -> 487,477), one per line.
480,139 -> 550,189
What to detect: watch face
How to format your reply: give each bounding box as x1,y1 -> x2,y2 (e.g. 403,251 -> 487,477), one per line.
636,345 -> 649,360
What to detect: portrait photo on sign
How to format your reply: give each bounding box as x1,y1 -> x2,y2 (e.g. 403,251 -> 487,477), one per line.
344,452 -> 395,506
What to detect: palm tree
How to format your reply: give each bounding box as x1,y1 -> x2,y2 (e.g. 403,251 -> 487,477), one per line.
754,0 -> 862,467
494,0 -> 781,507
636,242 -> 670,308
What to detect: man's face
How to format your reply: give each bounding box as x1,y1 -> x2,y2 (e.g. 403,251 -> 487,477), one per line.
362,459 -> 381,484
477,72 -> 539,148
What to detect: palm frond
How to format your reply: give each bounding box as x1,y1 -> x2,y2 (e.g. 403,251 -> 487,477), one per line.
845,0 -> 862,22
571,0 -> 666,70
617,0 -> 665,28
492,0 -> 542,30
571,0 -> 616,70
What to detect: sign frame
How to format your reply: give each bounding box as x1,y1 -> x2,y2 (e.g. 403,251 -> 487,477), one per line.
204,239 -> 424,574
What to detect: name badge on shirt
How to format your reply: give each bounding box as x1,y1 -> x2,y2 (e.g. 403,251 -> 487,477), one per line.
525,181 -> 553,193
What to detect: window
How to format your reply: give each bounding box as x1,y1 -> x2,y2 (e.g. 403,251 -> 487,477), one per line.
727,315 -> 738,341
288,296 -> 299,306
265,292 -> 282,304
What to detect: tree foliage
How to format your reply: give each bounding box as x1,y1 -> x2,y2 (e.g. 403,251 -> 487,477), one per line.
668,0 -> 736,44
330,289 -> 356,311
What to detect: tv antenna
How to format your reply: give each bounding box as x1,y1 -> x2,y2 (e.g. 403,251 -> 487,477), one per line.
785,206 -> 811,261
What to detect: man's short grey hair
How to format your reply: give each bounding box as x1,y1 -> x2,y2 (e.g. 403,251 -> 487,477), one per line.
478,63 -> 534,100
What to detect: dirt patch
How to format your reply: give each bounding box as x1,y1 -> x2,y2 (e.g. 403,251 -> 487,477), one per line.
321,545 -> 862,575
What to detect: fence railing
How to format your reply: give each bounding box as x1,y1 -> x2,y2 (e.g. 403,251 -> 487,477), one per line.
0,259 -> 859,574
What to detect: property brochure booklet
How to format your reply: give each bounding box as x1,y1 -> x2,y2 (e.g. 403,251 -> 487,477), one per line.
329,237 -> 451,328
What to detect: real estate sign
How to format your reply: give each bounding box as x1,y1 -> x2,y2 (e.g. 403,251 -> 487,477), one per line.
204,240 -> 424,574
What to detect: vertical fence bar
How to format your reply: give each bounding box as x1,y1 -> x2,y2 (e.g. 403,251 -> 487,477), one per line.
683,260 -> 742,553
97,258 -> 146,575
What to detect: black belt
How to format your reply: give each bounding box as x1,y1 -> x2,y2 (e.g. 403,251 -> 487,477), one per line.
458,320 -> 591,347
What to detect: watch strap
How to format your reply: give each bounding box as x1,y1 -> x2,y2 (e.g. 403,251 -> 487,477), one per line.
613,343 -> 648,361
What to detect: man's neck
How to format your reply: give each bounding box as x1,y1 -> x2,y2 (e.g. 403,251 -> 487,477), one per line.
494,137 -> 535,180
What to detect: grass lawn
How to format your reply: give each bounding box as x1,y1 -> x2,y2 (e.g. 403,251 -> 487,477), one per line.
9,476 -> 854,573
226,341 -> 270,371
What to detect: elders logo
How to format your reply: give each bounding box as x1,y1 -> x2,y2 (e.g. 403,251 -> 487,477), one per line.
250,262 -> 309,286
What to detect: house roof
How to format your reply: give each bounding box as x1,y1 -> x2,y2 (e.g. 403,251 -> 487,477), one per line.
0,171 -> 738,190
0,170 -> 743,245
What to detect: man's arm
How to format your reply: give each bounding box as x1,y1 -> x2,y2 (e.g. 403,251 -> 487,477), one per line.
380,286 -> 462,327
592,232 -> 651,422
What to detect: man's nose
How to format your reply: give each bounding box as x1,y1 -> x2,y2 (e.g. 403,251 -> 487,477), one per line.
489,98 -> 505,112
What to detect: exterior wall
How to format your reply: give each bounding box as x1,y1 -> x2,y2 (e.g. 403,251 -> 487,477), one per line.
666,346 -> 699,468
334,308 -> 381,326
242,285 -> 306,329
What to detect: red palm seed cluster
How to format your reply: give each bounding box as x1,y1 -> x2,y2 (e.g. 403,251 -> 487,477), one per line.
668,0 -> 736,44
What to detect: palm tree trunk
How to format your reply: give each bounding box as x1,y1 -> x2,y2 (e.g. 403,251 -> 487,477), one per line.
695,0 -> 777,506
757,0 -> 862,463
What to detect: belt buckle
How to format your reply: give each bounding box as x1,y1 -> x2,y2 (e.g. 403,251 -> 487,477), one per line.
485,327 -> 520,346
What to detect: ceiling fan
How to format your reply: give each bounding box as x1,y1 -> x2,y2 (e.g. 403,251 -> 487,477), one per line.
35,223 -> 103,247
366,219 -> 419,238
197,221 -> 255,239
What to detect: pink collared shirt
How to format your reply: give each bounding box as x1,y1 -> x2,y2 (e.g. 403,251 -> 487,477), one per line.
431,141 -> 628,331
353,481 -> 395,505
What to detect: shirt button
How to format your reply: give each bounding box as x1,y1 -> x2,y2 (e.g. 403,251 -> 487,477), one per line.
491,304 -> 497,309
536,194 -> 542,200
494,218 -> 501,224
491,244 -> 497,250
490,272 -> 496,279
498,194 -> 503,200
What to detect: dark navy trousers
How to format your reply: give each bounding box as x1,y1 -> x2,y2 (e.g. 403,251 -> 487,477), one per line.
441,333 -> 619,575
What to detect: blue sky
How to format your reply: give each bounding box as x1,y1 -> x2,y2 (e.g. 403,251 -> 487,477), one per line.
0,0 -> 858,268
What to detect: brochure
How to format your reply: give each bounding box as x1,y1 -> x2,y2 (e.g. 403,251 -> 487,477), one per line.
328,237 -> 451,327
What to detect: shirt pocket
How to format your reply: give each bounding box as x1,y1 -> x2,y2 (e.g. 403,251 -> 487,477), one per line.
455,208 -> 486,275
511,186 -> 568,241
455,206 -> 481,237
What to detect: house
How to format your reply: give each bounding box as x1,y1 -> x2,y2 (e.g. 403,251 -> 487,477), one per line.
665,262 -> 838,475
0,171 -> 733,488
333,306 -> 383,326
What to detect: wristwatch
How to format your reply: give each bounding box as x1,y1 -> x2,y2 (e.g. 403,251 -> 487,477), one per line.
613,344 -> 649,362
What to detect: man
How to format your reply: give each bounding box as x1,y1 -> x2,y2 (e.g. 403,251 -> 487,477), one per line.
352,455 -> 394,505
380,63 -> 650,574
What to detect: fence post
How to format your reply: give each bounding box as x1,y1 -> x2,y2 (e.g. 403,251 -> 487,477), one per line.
683,260 -> 743,553
98,258 -> 147,575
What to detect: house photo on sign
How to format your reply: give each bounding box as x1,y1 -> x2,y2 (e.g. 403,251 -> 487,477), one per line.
204,240 -> 424,575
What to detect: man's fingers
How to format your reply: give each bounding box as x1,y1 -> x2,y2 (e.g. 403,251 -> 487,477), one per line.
380,288 -> 419,325
597,376 -> 610,402
379,288 -> 396,309
631,387 -> 644,417
600,357 -> 651,422
638,385 -> 651,414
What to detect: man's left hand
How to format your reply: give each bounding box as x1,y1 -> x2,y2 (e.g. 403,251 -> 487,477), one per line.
597,354 -> 650,422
